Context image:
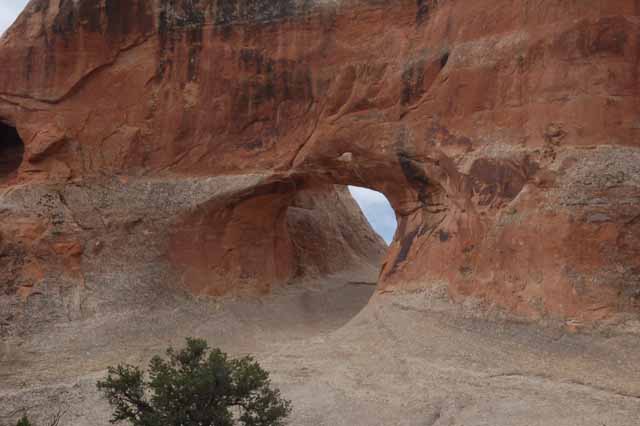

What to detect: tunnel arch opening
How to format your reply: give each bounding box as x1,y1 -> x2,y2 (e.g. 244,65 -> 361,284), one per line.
169,168 -> 440,332
283,183 -> 393,284
0,122 -> 24,182
275,182 -> 397,331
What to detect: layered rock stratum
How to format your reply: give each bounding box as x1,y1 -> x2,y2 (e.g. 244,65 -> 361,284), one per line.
0,1 -> 640,424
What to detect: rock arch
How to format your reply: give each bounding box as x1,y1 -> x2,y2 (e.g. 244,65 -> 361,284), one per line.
0,0 -> 638,325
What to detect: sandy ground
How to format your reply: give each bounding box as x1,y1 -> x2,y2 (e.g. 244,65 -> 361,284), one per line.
1,268 -> 639,425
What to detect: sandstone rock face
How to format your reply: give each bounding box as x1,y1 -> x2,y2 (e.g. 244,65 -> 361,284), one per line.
0,0 -> 639,329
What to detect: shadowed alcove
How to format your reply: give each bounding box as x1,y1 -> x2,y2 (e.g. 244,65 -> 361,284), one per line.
0,122 -> 24,182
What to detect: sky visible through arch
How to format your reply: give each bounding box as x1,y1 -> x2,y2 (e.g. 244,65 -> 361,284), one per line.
348,187 -> 396,244
0,3 -> 397,244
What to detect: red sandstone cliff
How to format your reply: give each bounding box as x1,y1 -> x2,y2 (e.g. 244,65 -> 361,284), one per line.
0,0 -> 639,329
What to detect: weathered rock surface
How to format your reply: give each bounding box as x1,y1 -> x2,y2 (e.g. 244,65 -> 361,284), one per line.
0,0 -> 639,336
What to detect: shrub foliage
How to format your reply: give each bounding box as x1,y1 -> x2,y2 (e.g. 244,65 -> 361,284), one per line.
97,338 -> 291,426
15,416 -> 31,426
